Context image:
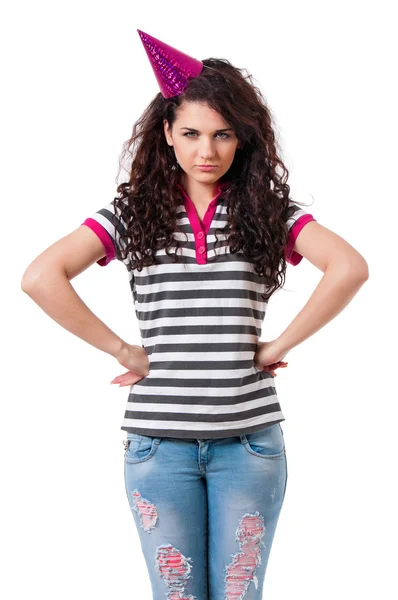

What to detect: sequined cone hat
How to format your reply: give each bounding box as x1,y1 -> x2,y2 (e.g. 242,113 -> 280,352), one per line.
137,29 -> 204,99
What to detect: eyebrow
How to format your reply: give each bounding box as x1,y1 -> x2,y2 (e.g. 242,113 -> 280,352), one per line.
180,127 -> 234,132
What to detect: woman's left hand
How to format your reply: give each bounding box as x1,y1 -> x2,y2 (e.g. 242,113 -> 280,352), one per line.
110,343 -> 150,387
254,339 -> 289,376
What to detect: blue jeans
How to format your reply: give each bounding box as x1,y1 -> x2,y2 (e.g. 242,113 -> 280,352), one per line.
123,423 -> 288,600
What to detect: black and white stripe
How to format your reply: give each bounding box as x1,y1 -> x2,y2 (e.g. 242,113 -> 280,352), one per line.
87,196 -> 313,439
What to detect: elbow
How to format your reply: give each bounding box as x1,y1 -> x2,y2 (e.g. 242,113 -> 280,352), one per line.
345,261 -> 369,284
21,271 -> 32,294
353,259 -> 369,281
21,265 -> 68,294
325,258 -> 369,285
332,254 -> 369,281
21,268 -> 42,294
21,276 -> 35,295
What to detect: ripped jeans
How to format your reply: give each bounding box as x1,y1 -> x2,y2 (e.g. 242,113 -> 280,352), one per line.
123,423 -> 288,600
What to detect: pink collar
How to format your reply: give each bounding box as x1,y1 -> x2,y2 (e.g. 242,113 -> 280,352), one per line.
176,180 -> 230,208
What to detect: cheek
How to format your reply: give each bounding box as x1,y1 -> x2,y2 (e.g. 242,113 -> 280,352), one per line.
225,145 -> 238,160
176,144 -> 194,159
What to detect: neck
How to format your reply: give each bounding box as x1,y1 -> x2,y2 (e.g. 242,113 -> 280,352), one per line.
178,173 -> 221,204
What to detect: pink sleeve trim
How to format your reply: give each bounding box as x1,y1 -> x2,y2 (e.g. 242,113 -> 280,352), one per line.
81,218 -> 116,266
285,214 -> 316,266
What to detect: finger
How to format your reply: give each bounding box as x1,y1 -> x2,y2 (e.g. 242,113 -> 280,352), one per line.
262,364 -> 286,372
116,374 -> 143,386
110,371 -> 135,383
110,377 -> 126,384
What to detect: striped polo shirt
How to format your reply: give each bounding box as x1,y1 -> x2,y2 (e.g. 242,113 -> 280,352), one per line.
81,181 -> 316,439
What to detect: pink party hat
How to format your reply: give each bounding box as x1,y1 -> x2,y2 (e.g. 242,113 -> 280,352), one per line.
137,29 -> 204,98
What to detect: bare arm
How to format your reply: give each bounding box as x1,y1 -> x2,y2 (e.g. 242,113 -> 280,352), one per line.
21,225 -> 126,358
275,265 -> 368,355
276,221 -> 369,354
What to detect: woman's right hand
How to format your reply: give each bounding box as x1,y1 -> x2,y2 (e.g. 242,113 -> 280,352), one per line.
110,343 -> 150,387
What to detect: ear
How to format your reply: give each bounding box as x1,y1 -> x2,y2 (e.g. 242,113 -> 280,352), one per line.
163,119 -> 173,146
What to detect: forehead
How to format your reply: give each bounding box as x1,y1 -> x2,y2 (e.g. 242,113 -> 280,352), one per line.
175,101 -> 230,127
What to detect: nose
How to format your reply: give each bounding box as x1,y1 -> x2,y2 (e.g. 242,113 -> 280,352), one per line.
198,138 -> 217,161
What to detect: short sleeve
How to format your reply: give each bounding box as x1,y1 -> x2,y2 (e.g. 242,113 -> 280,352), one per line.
284,201 -> 316,266
81,200 -> 129,266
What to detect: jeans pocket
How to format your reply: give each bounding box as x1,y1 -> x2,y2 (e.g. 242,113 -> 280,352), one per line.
124,433 -> 162,464
241,423 -> 285,459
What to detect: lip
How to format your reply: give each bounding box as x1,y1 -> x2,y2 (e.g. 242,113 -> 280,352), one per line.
197,165 -> 217,170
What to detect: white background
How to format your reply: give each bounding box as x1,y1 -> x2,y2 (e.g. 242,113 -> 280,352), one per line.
2,1 -> 396,598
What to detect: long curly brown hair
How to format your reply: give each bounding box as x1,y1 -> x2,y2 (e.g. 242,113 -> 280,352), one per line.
113,57 -> 311,302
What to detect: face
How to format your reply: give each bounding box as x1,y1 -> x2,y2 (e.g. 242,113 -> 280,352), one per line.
163,101 -> 240,188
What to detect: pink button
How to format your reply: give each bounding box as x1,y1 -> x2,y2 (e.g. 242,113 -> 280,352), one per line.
197,231 -> 204,239
198,246 -> 205,253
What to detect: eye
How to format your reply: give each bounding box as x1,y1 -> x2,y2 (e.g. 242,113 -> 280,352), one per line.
183,132 -> 231,139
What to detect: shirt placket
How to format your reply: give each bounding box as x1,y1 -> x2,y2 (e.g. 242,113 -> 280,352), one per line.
177,183 -> 225,265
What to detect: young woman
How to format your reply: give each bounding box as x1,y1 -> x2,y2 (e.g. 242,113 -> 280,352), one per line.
21,31 -> 369,600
